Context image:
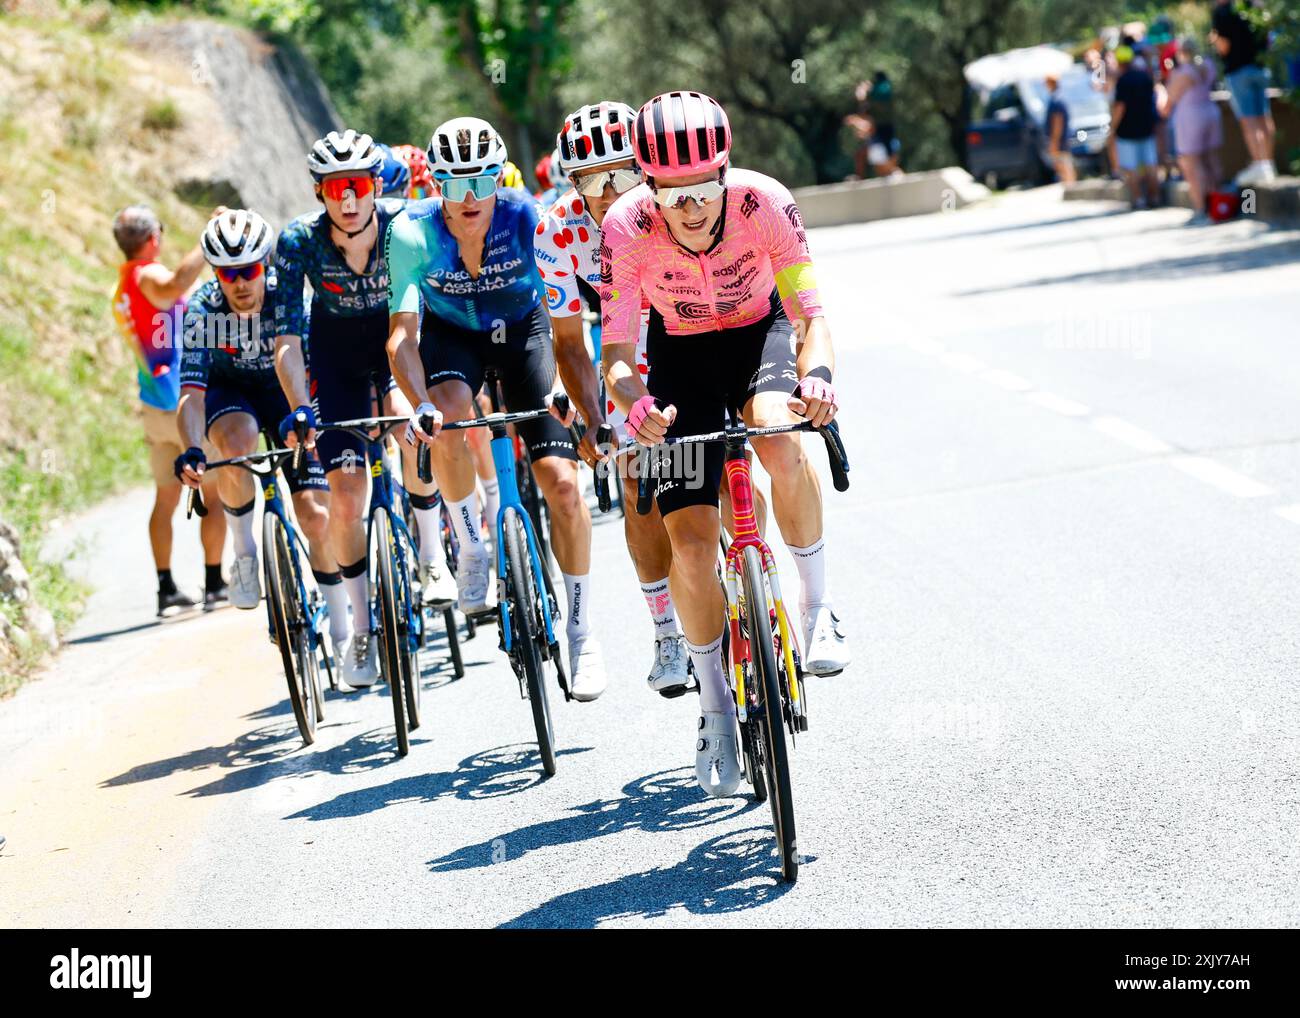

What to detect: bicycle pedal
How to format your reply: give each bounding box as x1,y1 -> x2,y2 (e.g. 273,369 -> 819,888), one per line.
655,677 -> 699,700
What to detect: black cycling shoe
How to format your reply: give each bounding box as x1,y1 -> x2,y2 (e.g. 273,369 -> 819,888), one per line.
204,582 -> 230,612
157,589 -> 198,618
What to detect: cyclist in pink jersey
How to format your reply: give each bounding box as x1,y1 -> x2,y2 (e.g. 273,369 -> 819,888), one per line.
601,91 -> 849,797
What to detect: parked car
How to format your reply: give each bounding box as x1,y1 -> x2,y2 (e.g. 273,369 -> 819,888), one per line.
965,59 -> 1111,189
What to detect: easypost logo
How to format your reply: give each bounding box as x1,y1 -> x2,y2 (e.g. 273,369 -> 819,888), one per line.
50,948 -> 152,998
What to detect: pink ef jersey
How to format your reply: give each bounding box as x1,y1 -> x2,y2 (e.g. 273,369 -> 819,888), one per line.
598,167 -> 823,344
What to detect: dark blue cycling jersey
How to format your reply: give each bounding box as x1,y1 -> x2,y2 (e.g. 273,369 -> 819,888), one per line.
272,197 -> 406,338
386,189 -> 544,330
180,277 -> 279,390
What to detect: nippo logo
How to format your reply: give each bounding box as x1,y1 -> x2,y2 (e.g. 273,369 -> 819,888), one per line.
50,949 -> 151,998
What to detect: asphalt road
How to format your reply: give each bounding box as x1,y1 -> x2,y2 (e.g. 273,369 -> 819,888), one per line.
3,188 -> 1298,927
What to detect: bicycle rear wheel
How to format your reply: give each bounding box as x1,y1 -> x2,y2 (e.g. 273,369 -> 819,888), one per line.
742,545 -> 797,882
374,510 -> 410,756
504,507 -> 555,776
263,512 -> 317,746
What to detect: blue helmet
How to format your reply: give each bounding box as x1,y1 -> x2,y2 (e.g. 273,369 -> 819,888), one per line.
375,143 -> 412,198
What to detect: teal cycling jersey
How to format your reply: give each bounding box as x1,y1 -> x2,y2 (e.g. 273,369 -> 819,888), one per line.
385,189 -> 544,330
272,198 -> 406,338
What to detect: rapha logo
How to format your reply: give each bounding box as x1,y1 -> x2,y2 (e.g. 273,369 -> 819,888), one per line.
50,949 -> 152,998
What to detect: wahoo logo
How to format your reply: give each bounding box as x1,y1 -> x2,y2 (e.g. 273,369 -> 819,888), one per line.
50,949 -> 151,998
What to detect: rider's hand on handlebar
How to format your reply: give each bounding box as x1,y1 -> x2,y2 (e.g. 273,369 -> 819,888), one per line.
628,394 -> 675,446
788,375 -> 838,428
545,391 -> 577,428
279,404 -> 318,449
576,427 -> 611,469
174,446 -> 207,489
405,401 -> 443,446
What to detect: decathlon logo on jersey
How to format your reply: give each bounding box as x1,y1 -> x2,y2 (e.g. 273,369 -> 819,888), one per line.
50,949 -> 152,998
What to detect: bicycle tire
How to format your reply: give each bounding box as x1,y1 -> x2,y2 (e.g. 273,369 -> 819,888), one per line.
263,513 -> 316,746
504,507 -> 556,776
374,510 -> 410,756
444,606 -> 464,678
397,536 -> 422,733
742,545 -> 798,882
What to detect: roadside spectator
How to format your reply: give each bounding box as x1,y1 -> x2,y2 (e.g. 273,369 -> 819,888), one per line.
1211,0 -> 1277,183
1110,46 -> 1162,209
1167,37 -> 1225,223
110,205 -> 228,617
844,80 -> 875,179
1044,74 -> 1077,184
866,71 -> 903,177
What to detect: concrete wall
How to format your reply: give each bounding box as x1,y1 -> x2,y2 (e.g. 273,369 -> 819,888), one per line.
793,168 -> 991,228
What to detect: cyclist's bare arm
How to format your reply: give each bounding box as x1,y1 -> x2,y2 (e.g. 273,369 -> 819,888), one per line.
386,311 -> 441,441
552,314 -> 605,465
273,333 -> 315,447
175,386 -> 207,487
602,340 -> 647,417
795,315 -> 835,380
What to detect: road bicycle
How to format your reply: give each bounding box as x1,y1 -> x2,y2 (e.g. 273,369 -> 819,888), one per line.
632,412 -> 849,882
186,439 -> 333,746
414,393 -> 608,775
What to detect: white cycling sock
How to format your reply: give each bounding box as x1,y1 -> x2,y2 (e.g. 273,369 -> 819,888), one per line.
640,577 -> 680,638
686,633 -> 728,712
411,502 -> 446,566
562,572 -> 590,642
447,493 -> 485,556
480,478 -> 500,535
787,536 -> 827,614
314,572 -> 351,645
224,500 -> 257,559
340,559 -> 370,636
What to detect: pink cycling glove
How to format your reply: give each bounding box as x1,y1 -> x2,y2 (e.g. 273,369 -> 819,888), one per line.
627,394 -> 658,439
796,375 -> 837,410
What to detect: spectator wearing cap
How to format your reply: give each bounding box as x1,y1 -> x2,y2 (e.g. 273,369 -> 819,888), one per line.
1211,0 -> 1277,184
1110,45 -> 1162,210
1167,37 -> 1225,223
110,204 -> 228,617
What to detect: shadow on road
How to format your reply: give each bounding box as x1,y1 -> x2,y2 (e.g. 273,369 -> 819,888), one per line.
427,768 -> 754,874
287,743 -> 593,820
499,827 -> 797,927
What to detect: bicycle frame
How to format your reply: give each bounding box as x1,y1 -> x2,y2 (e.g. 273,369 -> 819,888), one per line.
359,433 -> 424,654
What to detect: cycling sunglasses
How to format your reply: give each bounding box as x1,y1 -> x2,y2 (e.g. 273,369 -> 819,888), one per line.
215,262 -> 265,283
320,175 -> 375,202
437,173 -> 498,203
650,178 -> 726,210
572,166 -> 643,197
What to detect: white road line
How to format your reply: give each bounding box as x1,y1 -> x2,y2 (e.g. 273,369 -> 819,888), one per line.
941,352 -> 987,374
1170,456 -> 1274,498
980,368 -> 1034,392
1091,416 -> 1172,453
1026,392 -> 1091,417
1276,504 -> 1300,524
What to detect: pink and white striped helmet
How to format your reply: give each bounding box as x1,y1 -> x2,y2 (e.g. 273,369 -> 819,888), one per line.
633,91 -> 731,178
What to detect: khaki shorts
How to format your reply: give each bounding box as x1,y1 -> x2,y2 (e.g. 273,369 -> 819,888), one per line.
140,403 -> 214,486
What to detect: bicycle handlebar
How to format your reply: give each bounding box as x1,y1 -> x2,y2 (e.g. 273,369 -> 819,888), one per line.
184,447 -> 297,520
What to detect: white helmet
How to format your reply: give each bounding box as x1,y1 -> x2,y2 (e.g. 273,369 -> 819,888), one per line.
427,117 -> 508,178
556,101 -> 635,175
550,145 -> 569,188
201,209 -> 274,267
307,129 -> 383,180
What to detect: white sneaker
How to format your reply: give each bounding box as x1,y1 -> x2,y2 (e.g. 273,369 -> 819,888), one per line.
802,603 -> 850,676
456,548 -> 494,614
647,633 -> 691,695
341,630 -> 379,689
229,554 -> 261,610
695,711 -> 742,797
1235,162 -> 1263,187
419,560 -> 457,606
1259,161 -> 1277,183
568,635 -> 607,701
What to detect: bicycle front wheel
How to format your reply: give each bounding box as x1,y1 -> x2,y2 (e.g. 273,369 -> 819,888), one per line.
504,507 -> 555,776
263,512 -> 317,746
742,544 -> 797,882
374,510 -> 410,756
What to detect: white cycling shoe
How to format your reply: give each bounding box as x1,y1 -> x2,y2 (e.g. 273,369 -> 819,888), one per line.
568,635 -> 607,702
341,630 -> 379,689
695,710 -> 742,797
456,548 -> 494,615
419,560 -> 457,606
229,554 -> 261,610
802,603 -> 850,676
647,633 -> 691,696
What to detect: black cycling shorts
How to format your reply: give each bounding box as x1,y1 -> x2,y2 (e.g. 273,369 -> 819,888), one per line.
204,380 -> 328,493
306,306 -> 397,472
420,302 -> 576,463
646,292 -> 797,516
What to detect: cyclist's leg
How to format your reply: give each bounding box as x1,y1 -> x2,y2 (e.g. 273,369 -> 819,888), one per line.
467,389 -> 498,528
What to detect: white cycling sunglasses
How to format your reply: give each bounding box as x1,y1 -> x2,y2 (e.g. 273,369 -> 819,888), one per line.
572,166 -> 643,197
650,178 -> 726,210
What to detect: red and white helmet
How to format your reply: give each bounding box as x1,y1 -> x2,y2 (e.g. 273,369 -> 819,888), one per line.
556,101 -> 636,176
633,91 -> 731,178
